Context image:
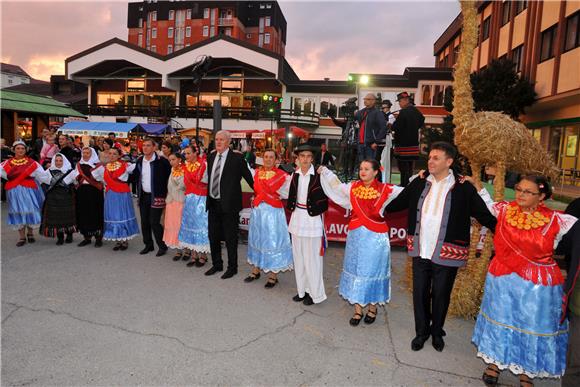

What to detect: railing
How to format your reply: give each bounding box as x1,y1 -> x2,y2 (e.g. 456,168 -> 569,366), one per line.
72,104 -> 320,127
218,17 -> 234,26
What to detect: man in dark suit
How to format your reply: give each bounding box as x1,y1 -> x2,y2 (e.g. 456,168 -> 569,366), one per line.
131,138 -> 172,256
314,143 -> 334,167
204,130 -> 254,279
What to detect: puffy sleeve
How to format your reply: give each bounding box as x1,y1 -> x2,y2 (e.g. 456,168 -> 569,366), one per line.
67,168 -> 80,184
118,163 -> 135,182
555,213 -> 578,248
319,167 -> 351,210
0,161 -> 7,180
380,185 -> 404,215
32,163 -> 52,185
476,187 -> 506,218
277,174 -> 292,199
201,162 -> 209,184
91,165 -> 105,182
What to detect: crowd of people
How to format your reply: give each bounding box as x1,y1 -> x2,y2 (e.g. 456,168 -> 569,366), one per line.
1,124 -> 579,386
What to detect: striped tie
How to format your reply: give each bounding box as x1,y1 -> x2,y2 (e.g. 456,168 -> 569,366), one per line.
211,154 -> 222,198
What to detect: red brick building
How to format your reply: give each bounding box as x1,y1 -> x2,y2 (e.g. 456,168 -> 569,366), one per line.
127,1 -> 287,56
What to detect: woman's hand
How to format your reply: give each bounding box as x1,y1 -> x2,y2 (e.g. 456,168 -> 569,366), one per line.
418,169 -> 426,179
463,175 -> 483,191
317,165 -> 327,175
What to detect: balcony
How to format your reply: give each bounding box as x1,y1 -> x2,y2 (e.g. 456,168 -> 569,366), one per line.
72,104 -> 320,127
218,17 -> 234,26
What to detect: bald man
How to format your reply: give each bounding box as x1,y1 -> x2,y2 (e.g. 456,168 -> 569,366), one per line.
354,93 -> 387,163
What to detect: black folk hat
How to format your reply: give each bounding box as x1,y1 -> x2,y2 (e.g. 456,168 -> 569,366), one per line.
293,144 -> 317,155
396,91 -> 410,101
381,99 -> 392,107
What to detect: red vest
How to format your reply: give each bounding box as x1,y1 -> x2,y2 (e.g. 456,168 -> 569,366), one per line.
3,158 -> 39,190
184,160 -> 207,196
103,162 -> 130,193
252,168 -> 287,208
349,180 -> 393,233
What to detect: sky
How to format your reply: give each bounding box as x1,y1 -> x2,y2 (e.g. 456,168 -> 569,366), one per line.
0,0 -> 460,81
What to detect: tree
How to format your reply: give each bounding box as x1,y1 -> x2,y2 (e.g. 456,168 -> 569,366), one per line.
470,57 -> 537,119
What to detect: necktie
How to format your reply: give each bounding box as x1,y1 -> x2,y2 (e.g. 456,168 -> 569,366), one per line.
211,154 -> 222,198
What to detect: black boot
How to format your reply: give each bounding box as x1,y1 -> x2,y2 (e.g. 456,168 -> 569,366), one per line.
56,232 -> 64,246
65,232 -> 73,244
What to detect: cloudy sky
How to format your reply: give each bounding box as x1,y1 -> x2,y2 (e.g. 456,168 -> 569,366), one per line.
1,0 -> 460,81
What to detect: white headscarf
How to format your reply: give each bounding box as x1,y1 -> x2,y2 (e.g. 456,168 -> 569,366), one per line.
49,153 -> 72,173
80,146 -> 100,167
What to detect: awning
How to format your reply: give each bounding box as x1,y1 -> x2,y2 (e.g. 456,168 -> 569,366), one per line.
138,123 -> 175,135
59,122 -> 141,138
0,89 -> 85,117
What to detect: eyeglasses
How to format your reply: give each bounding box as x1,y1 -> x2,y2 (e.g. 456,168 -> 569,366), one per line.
514,186 -> 541,196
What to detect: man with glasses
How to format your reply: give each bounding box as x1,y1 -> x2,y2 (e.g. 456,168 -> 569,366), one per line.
354,93 -> 387,164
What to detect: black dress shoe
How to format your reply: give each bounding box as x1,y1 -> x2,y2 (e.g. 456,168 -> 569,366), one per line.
139,246 -> 154,255
78,239 -> 92,247
186,261 -> 196,267
205,266 -> 223,276
432,335 -> 445,352
56,238 -> 64,246
292,293 -> 306,302
221,268 -> 238,279
411,335 -> 430,351
244,273 -> 261,283
94,239 -> 103,248
65,234 -> 73,244
156,248 -> 167,257
303,294 -> 314,306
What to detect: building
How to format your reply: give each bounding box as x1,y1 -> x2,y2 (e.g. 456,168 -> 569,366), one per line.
4,75 -> 88,106
127,0 -> 286,56
1,63 -> 32,88
434,0 -> 580,180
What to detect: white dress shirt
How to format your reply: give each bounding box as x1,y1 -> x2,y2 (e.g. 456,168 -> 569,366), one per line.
141,154 -> 155,193
288,165 -> 324,237
419,170 -> 455,260
209,148 -> 229,199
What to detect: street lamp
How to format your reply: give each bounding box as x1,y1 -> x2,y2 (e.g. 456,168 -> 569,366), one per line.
191,55 -> 213,143
359,75 -> 370,85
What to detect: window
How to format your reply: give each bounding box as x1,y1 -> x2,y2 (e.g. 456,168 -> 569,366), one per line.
151,45 -> 157,53
264,33 -> 270,44
501,1 -> 510,26
202,25 -> 209,36
221,80 -> 242,93
540,25 -> 557,62
224,28 -> 232,37
512,44 -> 523,72
138,32 -> 143,47
127,79 -> 145,91
246,33 -> 252,38
186,43 -> 190,47
185,26 -> 191,38
152,28 -> 157,38
266,3 -> 272,8
482,17 -> 491,41
8,79 -> 13,85
210,26 -> 215,37
138,18 -> 143,28
186,9 -> 192,19
169,10 -> 175,20
564,12 -> 579,52
203,8 -> 209,18
515,1 -> 527,15
168,27 -> 174,38
167,45 -> 173,54
260,3 -> 265,9
152,11 -> 157,21
265,16 -> 271,27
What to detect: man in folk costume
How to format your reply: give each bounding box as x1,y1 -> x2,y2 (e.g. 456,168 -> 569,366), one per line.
392,91 -> 424,187
287,144 -> 329,305
385,142 -> 496,352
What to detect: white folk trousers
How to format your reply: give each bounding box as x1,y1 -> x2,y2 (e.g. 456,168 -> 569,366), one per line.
291,234 -> 327,304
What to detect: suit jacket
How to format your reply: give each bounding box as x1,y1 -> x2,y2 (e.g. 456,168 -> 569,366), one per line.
132,153 -> 171,208
354,107 -> 387,145
315,151 -> 334,167
206,150 -> 254,213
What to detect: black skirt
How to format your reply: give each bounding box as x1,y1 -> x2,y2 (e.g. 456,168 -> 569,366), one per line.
76,184 -> 104,237
40,186 -> 76,237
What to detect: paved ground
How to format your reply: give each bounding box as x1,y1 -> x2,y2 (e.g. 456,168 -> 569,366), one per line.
0,202 -> 566,386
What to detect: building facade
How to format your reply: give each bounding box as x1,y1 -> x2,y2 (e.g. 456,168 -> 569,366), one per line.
434,0 -> 580,178
1,63 -> 31,89
127,0 -> 286,56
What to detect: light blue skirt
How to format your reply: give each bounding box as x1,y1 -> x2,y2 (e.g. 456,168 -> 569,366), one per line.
178,193 -> 210,253
339,227 -> 391,306
6,185 -> 44,229
103,191 -> 139,241
247,202 -> 293,273
472,272 -> 568,378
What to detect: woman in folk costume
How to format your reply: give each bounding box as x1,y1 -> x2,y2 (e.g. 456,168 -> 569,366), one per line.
68,147 -> 104,247
39,153 -> 77,245
466,175 -> 577,387
244,149 -> 293,288
319,159 -> 403,326
178,144 -> 210,266
92,147 -> 139,251
0,140 -> 47,246
163,152 -> 186,260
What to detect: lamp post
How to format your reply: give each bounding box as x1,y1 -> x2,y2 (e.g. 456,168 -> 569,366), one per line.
191,55 -> 213,143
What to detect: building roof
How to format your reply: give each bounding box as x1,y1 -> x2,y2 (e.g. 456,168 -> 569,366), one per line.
0,90 -> 85,117
0,63 -> 30,78
2,78 -> 87,105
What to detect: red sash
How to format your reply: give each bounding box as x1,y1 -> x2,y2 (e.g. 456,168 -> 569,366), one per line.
103,162 -> 130,193
252,168 -> 287,208
4,158 -> 39,190
349,180 -> 392,233
76,163 -> 104,191
184,160 -> 207,196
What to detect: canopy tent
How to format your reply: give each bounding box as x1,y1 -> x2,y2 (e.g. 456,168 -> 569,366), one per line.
59,122 -> 143,138
139,123 -> 175,135
0,89 -> 85,118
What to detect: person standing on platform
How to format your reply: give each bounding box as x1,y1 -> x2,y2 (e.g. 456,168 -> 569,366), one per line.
287,144 -> 329,306
0,140 -> 47,246
204,130 -> 254,279
132,138 -> 172,257
392,91 -> 424,186
385,141 -> 496,352
315,143 -> 334,167
244,149 -> 293,288
354,93 -> 387,163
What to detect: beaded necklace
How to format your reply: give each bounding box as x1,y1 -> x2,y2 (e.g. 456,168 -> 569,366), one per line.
352,184 -> 380,200
185,160 -> 200,172
258,168 -> 276,180
106,161 -> 122,172
10,157 -> 28,166
171,165 -> 184,177
505,204 -> 550,230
